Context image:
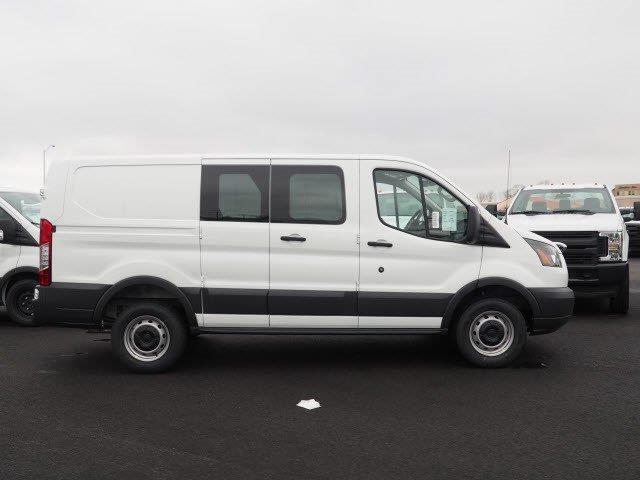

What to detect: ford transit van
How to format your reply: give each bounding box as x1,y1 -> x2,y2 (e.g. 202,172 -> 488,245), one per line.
35,155 -> 573,372
0,190 -> 40,325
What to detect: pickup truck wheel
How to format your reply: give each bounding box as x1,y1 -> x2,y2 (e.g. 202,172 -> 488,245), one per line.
5,279 -> 38,326
111,303 -> 188,373
610,270 -> 629,315
455,298 -> 527,368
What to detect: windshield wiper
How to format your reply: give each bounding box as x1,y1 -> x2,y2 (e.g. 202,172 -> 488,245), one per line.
511,210 -> 550,215
553,209 -> 595,215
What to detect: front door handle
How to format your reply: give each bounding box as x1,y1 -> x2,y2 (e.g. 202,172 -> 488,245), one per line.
367,240 -> 393,248
281,234 -> 306,242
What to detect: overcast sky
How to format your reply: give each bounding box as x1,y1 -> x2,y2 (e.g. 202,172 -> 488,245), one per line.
1,0 -> 638,197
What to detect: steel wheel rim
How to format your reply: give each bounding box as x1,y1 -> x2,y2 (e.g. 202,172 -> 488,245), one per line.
469,310 -> 514,357
124,315 -> 171,362
17,290 -> 35,317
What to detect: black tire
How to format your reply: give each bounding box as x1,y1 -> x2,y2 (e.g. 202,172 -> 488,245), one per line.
455,298 -> 527,368
111,303 -> 188,373
610,269 -> 630,315
5,278 -> 38,326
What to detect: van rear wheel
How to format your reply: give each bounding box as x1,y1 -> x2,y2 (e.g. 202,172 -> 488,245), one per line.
111,303 -> 188,373
5,279 -> 38,326
455,298 -> 527,367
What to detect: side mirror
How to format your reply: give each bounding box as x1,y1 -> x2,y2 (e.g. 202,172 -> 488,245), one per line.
485,203 -> 498,217
634,201 -> 640,221
466,205 -> 481,244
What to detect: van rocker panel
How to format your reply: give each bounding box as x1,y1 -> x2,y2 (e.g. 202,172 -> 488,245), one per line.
35,282 -> 573,335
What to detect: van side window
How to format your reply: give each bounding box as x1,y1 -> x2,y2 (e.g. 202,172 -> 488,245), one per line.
201,165 -> 269,222
374,169 -> 469,242
271,165 -> 345,224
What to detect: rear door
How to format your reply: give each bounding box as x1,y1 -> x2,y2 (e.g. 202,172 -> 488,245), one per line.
358,159 -> 482,328
268,159 -> 359,327
200,159 -> 270,327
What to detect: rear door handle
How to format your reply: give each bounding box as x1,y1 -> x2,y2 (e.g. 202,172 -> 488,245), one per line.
281,235 -> 306,242
367,240 -> 393,248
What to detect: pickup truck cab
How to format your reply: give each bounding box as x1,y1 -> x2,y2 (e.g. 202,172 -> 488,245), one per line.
35,155 -> 573,372
0,190 -> 40,325
505,184 -> 629,313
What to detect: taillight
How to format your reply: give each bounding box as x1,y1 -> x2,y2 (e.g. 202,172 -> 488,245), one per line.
39,219 -> 54,286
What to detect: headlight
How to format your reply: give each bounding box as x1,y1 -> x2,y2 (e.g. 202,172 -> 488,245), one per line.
599,230 -> 623,262
525,238 -> 563,267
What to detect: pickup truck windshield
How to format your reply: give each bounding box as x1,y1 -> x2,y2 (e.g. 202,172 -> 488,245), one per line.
0,191 -> 41,225
510,188 -> 615,215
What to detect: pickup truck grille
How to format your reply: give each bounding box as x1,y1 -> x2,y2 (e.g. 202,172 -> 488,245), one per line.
532,231 -> 607,265
627,224 -> 640,256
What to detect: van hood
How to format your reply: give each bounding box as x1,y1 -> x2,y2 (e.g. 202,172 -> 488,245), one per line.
506,213 -> 623,232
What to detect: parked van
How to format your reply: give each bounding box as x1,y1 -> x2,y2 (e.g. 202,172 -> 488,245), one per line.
504,184 -> 629,313
0,190 -> 40,325
35,155 -> 573,372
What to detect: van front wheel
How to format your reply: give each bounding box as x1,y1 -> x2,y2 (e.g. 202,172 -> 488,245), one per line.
455,298 -> 527,368
111,303 -> 188,373
6,279 -> 38,326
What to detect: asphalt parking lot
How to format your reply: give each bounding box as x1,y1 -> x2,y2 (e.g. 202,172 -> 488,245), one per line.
1,260 -> 639,480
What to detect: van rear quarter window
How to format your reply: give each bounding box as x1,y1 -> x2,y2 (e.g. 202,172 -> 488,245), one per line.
71,165 -> 199,220
200,165 -> 269,221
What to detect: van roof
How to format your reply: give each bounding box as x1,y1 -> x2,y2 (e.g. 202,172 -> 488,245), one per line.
68,153 -> 419,162
61,153 -> 443,179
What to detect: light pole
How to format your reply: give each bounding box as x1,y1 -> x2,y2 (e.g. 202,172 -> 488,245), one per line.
43,144 -> 55,186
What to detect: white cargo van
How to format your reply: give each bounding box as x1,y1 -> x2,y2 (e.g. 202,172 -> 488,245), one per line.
505,184 -> 629,313
0,190 -> 40,325
35,155 -> 573,372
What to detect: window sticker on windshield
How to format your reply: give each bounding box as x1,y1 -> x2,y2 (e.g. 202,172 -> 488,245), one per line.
431,211 -> 440,229
441,207 -> 457,231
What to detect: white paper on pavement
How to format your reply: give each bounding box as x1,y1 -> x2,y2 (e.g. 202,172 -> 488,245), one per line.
297,399 -> 321,410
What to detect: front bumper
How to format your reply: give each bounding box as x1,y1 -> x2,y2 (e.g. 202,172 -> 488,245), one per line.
34,283 -> 109,327
529,287 -> 574,335
567,262 -> 628,298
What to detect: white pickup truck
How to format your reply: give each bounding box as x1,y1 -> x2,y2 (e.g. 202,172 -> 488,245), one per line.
503,184 -> 629,314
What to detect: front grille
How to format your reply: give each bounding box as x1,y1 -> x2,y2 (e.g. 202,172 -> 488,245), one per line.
628,224 -> 640,254
533,231 -> 604,265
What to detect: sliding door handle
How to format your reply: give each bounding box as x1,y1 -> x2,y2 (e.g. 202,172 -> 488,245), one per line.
281,235 -> 306,242
367,240 -> 393,248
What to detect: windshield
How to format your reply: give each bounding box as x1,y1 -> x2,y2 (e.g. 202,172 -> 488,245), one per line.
510,188 -> 615,214
0,191 -> 41,225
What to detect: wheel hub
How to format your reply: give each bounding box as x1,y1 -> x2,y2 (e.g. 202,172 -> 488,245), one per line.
17,291 -> 34,317
469,311 -> 515,357
124,316 -> 171,362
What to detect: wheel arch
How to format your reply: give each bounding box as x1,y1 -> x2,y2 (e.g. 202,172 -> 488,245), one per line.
442,277 -> 541,331
92,276 -> 199,328
0,267 -> 38,305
